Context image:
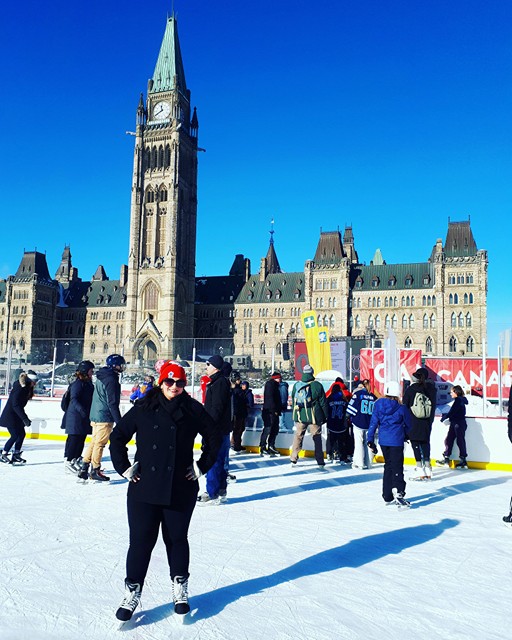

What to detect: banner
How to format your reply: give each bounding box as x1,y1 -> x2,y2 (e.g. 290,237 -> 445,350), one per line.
300,311 -> 332,374
425,358 -> 512,400
360,349 -> 422,396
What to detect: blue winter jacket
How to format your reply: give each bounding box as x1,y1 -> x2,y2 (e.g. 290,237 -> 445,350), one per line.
367,398 -> 409,447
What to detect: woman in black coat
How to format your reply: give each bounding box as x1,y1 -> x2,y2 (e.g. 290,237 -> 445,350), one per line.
0,370 -> 38,464
62,360 -> 95,473
109,361 -> 220,622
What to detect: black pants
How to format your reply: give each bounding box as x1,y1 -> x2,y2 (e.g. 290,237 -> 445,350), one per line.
380,445 -> 406,502
410,440 -> 431,464
3,424 -> 26,454
126,493 -> 197,586
231,415 -> 246,451
260,409 -> 279,449
64,434 -> 87,461
326,430 -> 351,460
443,421 -> 467,459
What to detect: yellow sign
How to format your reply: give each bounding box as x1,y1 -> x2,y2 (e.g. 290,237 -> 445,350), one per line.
300,311 -> 332,373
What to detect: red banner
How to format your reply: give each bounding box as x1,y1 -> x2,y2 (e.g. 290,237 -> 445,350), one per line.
360,349 -> 422,396
425,358 -> 512,400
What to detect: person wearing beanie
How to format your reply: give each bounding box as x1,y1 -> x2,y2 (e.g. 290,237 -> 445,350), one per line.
0,370 -> 38,464
109,360 -> 220,622
260,372 -> 283,456
198,356 -> 232,504
62,361 -> 95,474
290,366 -> 328,467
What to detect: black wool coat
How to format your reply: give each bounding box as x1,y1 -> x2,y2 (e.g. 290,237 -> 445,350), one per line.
110,390 -> 220,508
0,374 -> 33,430
204,371 -> 232,435
62,378 -> 94,435
403,381 -> 437,442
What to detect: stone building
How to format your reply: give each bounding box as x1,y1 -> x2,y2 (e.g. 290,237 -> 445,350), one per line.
233,220 -> 487,371
0,16 -> 488,371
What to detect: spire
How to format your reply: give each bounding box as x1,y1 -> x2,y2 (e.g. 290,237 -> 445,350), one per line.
265,219 -> 281,274
55,245 -> 76,283
150,16 -> 187,94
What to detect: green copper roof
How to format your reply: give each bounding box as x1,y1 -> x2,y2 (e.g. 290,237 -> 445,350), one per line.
151,16 -> 187,94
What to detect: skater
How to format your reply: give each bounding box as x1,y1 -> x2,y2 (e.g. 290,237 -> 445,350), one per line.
346,379 -> 377,469
403,367 -> 437,480
231,375 -> 247,452
129,375 -> 155,403
260,371 -> 282,456
78,353 -> 126,482
367,381 -> 410,508
0,370 -> 38,464
198,355 -> 232,504
290,365 -> 328,467
436,385 -> 469,469
110,361 -> 220,621
278,377 -> 290,432
62,361 -> 95,473
325,383 -> 350,462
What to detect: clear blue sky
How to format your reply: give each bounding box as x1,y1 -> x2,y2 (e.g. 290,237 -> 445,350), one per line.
1,0 -> 510,352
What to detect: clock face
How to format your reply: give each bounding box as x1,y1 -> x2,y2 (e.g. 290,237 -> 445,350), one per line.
153,101 -> 171,120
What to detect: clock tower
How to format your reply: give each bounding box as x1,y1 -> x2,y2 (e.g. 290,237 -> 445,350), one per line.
125,15 -> 199,364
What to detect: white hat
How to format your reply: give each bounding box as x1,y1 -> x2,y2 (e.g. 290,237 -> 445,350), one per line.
385,381 -> 401,397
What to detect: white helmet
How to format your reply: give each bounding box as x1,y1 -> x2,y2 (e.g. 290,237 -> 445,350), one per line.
385,381 -> 401,397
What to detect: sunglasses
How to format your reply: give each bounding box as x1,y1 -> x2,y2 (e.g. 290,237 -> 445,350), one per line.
162,378 -> 187,388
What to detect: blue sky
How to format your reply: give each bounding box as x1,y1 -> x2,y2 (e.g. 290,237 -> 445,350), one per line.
1,0 -> 510,351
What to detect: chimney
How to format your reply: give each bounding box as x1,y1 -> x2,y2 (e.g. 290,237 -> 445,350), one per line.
120,265 -> 128,288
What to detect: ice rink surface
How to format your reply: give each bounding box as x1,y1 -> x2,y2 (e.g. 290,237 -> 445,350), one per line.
0,440 -> 510,640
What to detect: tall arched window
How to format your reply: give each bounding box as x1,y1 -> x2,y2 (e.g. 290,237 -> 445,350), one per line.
449,336 -> 457,352
409,314 -> 414,329
143,282 -> 159,311
402,314 -> 407,329
430,313 -> 436,329
260,343 -> 266,355
385,315 -> 390,328
451,312 -> 457,328
466,312 -> 472,328
466,336 -> 474,353
426,336 -> 433,352
405,337 -> 412,348
355,315 -> 361,329
458,313 -> 464,328
375,315 -> 381,329
423,314 -> 429,329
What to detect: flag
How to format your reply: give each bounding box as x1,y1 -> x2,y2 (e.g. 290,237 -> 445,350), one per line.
300,311 -> 332,373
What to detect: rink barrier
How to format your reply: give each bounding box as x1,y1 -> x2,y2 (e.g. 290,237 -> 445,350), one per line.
1,397 -> 511,472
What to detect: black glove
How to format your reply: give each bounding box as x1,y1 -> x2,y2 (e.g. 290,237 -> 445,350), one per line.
367,441 -> 378,455
185,462 -> 202,481
23,418 -> 31,427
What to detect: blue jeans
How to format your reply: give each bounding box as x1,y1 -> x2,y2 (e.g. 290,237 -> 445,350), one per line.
206,435 -> 230,498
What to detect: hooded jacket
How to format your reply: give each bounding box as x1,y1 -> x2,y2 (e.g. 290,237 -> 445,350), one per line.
367,397 -> 409,447
441,396 -> 468,427
0,373 -> 34,430
89,366 -> 122,424
291,372 -> 328,425
204,369 -> 232,435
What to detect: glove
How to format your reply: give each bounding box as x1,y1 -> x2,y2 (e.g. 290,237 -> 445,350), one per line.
122,461 -> 140,482
367,441 -> 378,455
440,416 -> 446,422
23,418 -> 31,427
185,461 -> 202,481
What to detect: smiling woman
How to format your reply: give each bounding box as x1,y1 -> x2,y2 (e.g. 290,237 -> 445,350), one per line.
109,360 -> 221,623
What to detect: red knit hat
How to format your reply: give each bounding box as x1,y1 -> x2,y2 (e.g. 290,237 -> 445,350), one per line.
158,361 -> 187,385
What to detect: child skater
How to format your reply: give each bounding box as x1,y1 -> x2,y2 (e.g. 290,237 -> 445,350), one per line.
436,385 -> 469,469
367,381 -> 410,508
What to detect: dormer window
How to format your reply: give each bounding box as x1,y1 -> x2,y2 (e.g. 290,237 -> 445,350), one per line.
251,281 -> 256,288
247,292 -> 254,300
405,275 -> 413,286
355,276 -> 363,289
422,274 -> 430,285
388,276 -> 396,287
275,290 -> 281,300
371,276 -> 380,288
265,290 -> 272,300
294,289 -> 301,299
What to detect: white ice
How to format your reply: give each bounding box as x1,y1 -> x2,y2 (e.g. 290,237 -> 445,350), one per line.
0,440 -> 510,640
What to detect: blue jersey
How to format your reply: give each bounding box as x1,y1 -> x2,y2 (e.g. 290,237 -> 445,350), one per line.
327,391 -> 348,433
346,388 -> 376,430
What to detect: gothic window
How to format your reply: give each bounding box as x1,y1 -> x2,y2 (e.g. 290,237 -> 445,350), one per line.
151,146 -> 157,169
103,342 -> 109,353
91,343 -> 96,353
451,312 -> 457,328
368,298 -> 372,308
165,145 -> 171,167
259,323 -> 263,334
274,323 -> 279,334
411,296 -> 415,306
392,314 -> 397,329
469,293 -> 474,304
385,315 -> 390,328
466,336 -> 474,353
384,298 -> 389,308
401,296 -> 406,307
355,315 -> 360,329
330,315 -> 335,329
430,314 -> 436,329
394,297 -> 398,307
260,343 -> 266,355
466,312 -> 472,328
402,314 -> 407,329
276,342 -> 282,355
423,314 -> 429,329
466,274 -> 474,284
426,336 -> 434,352
249,324 -> 252,342
409,314 -> 414,329
375,315 -> 381,329
458,313 -> 464,328
368,314 -> 374,328
377,298 -> 381,308
449,336 -> 457,352
331,278 -> 337,289
143,282 -> 159,311
454,293 -> 459,304
432,295 -> 436,306
422,296 -> 427,306
144,147 -> 150,170
264,323 -> 268,334
406,296 -> 410,306
146,189 -> 155,204
405,337 -> 412,348
160,189 -> 168,202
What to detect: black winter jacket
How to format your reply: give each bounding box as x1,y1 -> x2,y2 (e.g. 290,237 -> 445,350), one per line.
403,381 -> 437,442
204,370 -> 232,435
0,373 -> 33,430
110,390 -> 220,507
263,378 -> 282,415
62,378 -> 94,435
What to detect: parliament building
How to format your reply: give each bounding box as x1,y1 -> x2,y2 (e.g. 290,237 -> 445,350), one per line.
0,16 -> 488,371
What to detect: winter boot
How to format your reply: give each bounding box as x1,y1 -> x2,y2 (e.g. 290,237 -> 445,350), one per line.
89,466 -> 110,482
11,451 -> 26,465
115,580 -> 142,621
77,461 -> 90,481
436,456 -> 450,466
455,458 -> 468,469
0,451 -> 11,464
172,575 -> 190,617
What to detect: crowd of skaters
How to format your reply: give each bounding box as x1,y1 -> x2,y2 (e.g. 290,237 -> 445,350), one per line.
1,354 -> 512,622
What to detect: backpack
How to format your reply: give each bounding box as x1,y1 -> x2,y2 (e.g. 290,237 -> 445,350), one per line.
410,391 -> 432,419
295,382 -> 313,409
60,384 -> 72,412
